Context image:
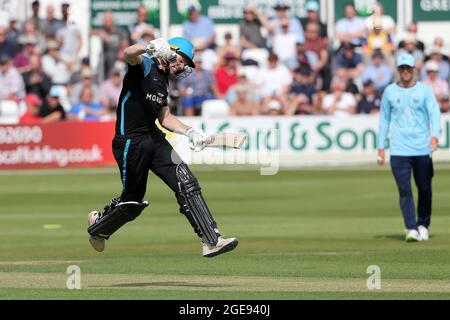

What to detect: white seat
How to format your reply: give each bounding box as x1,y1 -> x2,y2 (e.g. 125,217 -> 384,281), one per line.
239,65 -> 260,83
201,99 -> 230,118
241,48 -> 269,69
0,100 -> 20,124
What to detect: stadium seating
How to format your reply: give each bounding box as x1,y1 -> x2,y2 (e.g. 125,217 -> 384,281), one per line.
241,48 -> 269,69
201,99 -> 230,118
0,100 -> 21,124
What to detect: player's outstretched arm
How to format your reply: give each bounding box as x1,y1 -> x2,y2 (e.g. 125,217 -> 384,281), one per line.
158,106 -> 189,134
158,106 -> 206,151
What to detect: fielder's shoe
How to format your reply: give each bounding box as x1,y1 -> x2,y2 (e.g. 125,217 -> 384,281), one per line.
418,225 -> 429,241
88,211 -> 105,252
202,237 -> 238,258
405,229 -> 421,242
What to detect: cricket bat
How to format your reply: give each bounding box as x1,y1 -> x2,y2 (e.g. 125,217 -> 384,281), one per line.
205,132 -> 246,149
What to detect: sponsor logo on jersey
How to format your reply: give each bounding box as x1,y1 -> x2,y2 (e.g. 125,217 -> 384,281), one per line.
146,93 -> 164,104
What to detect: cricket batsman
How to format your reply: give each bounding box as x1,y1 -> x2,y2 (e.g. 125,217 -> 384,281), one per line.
86,37 -> 238,257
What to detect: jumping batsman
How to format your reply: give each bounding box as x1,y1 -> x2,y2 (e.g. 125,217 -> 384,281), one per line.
87,37 -> 238,257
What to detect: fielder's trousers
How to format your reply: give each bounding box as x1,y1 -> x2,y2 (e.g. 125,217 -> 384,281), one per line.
390,155 -> 434,230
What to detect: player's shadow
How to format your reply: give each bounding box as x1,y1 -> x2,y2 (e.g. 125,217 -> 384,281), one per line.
374,234 -> 406,241
93,281 -> 232,288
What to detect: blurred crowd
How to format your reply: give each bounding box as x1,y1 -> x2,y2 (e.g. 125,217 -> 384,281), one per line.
0,1 -> 449,124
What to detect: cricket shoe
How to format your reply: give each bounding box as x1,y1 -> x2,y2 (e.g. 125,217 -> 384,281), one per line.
88,211 -> 105,252
418,225 -> 429,241
202,237 -> 238,258
405,229 -> 421,242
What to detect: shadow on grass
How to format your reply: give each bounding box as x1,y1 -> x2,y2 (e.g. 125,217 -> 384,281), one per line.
374,234 -> 405,241
91,281 -> 233,288
374,234 -> 435,241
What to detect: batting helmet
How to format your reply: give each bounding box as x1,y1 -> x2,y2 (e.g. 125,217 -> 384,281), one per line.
167,37 -> 196,68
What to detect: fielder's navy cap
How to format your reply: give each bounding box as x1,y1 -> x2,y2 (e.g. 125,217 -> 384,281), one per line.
396,53 -> 415,68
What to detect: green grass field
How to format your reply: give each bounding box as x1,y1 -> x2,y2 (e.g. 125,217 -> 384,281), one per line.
1,165 -> 450,300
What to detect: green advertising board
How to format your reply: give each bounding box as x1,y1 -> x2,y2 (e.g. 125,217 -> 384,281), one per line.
413,0 -> 450,21
91,0 -> 160,29
334,0 -> 397,21
169,0 -> 311,25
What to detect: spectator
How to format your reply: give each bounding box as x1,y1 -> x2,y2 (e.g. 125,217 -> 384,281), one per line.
397,33 -> 424,71
229,85 -> 260,116
0,55 -> 25,102
182,4 -> 215,49
22,54 -> 51,99
335,67 -> 360,96
19,21 -> 46,53
214,52 -> 238,98
90,11 -> 126,78
286,93 -> 313,115
322,78 -> 357,116
19,93 -> 42,124
217,32 -> 241,63
335,3 -> 367,47
336,42 -> 364,81
226,70 -> 261,106
13,35 -> 39,74
38,86 -> 66,122
0,26 -> 18,59
421,46 -> 450,81
130,25 -> 154,47
431,37 -> 449,58
440,95 -> 450,113
69,57 -> 91,85
422,60 -> 449,105
110,38 -> 130,76
129,5 -> 155,45
41,4 -> 64,39
70,68 -> 101,106
301,1 -> 327,39
362,50 -> 393,94
272,17 -> 298,68
356,80 -> 381,114
266,2 -> 305,47
239,5 -> 267,49
56,3 -> 82,65
6,16 -> 21,49
286,67 -> 316,115
41,40 -> 72,85
100,68 -> 123,116
256,53 -> 292,110
68,87 -> 106,121
365,2 -> 395,37
179,55 -> 217,116
304,21 -> 331,89
138,27 -> 156,46
26,1 -> 45,33
265,99 -> 283,116
398,22 -> 425,53
295,39 -> 319,72
363,18 -> 393,57
192,39 -> 218,72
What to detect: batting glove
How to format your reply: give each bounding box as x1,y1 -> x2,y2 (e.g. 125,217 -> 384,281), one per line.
186,127 -> 207,152
145,38 -> 176,62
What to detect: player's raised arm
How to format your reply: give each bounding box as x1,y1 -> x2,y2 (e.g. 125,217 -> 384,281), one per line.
124,38 -> 175,66
123,43 -> 145,65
